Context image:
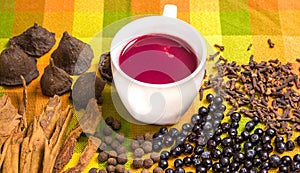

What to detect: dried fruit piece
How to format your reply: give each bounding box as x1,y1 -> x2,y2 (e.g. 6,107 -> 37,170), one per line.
98,52 -> 112,82
40,59 -> 73,96
0,46 -> 39,85
72,72 -> 106,110
9,23 -> 55,57
52,32 -> 94,75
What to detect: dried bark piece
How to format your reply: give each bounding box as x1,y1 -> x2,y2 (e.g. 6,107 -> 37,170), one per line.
9,23 -> 56,57
72,72 -> 106,110
98,52 -> 113,82
40,59 -> 73,96
0,94 -> 22,147
63,136 -> 101,173
52,32 -> 94,75
0,46 -> 39,85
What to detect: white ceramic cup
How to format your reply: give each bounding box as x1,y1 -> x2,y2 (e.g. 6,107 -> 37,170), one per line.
110,4 -> 207,125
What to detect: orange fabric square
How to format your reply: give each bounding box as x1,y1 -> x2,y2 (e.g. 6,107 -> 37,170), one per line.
44,0 -> 74,12
131,0 -> 161,14
280,10 -> 300,36
249,10 -> 281,35
15,0 -> 45,12
248,0 -> 279,10
43,12 -> 74,36
278,0 -> 300,10
282,36 -> 300,60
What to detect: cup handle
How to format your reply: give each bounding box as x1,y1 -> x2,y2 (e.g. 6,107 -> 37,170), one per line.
163,4 -> 177,18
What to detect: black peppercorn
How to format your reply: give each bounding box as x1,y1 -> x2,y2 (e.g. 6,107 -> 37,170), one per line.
98,151 -> 109,163
130,140 -> 140,151
150,152 -> 160,163
106,165 -> 115,173
153,167 -> 164,173
132,158 -> 143,169
158,159 -> 168,170
116,146 -> 126,154
89,168 -> 98,173
115,164 -> 125,173
103,126 -> 113,136
105,116 -> 114,126
141,141 -> 152,153
111,140 -> 121,150
115,133 -> 125,143
117,153 -> 128,164
285,140 -> 295,151
111,119 -> 121,130
269,154 -> 282,168
143,158 -> 154,168
134,148 -> 145,158
174,159 -> 183,168
107,158 -> 117,166
206,93 -> 214,103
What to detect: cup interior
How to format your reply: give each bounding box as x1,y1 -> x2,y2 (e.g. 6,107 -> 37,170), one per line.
110,16 -> 207,87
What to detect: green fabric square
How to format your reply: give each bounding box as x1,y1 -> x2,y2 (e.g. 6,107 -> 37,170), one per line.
220,10 -> 251,35
103,12 -> 132,37
0,12 -> 14,38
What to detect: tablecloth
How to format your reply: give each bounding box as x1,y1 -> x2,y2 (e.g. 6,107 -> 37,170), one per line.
0,0 -> 300,172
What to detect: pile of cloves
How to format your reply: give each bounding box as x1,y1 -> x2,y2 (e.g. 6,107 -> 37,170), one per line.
201,52 -> 300,139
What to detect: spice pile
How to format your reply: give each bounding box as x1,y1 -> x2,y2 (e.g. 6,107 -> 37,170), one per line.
201,51 -> 300,139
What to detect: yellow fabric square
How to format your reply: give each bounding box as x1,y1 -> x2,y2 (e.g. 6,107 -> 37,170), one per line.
74,0 -> 104,12
190,12 -> 221,36
252,35 -> 286,63
190,0 -> 219,12
280,10 -> 300,36
222,36 -> 253,64
282,36 -> 300,61
73,12 -> 103,38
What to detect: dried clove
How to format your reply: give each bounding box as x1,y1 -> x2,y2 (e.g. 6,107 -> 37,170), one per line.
214,44 -> 224,51
267,39 -> 275,48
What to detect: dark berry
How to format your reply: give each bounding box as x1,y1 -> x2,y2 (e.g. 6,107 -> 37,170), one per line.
152,140 -> 163,152
239,167 -> 248,173
233,152 -> 245,163
175,167 -> 185,173
214,128 -> 223,136
253,158 -> 262,167
228,128 -> 237,137
252,116 -> 260,124
203,122 -> 213,131
260,162 -> 270,170
229,162 -> 240,171
244,142 -> 253,150
214,112 -> 224,120
245,149 -> 256,159
235,135 -> 244,143
182,123 -> 192,131
191,114 -> 201,124
174,159 -> 183,168
165,168 -> 174,173
221,167 -> 230,173
286,140 -> 295,151
250,133 -> 260,144
183,156 -> 192,166
176,134 -> 186,145
262,143 -> 273,153
290,161 -> 300,171
220,157 -> 230,167
194,145 -> 204,155
295,136 -> 300,146
169,128 -> 179,138
159,127 -> 168,134
259,150 -> 269,161
201,151 -> 211,160
233,143 -> 241,152
193,157 -> 201,167
163,135 -> 174,147
211,149 -> 222,160
158,159 -> 168,170
255,145 -> 263,153
202,159 -> 213,169
279,165 -> 289,173
245,121 -> 256,132
249,168 -> 258,173
265,128 -> 276,138
183,143 -> 193,155
223,147 -> 234,157
160,150 -> 170,160
196,166 -> 207,173
212,163 -> 222,172
221,137 -> 232,147
213,96 -> 223,105
153,132 -> 164,139
213,135 -> 222,145
170,146 -> 182,157
275,141 -> 286,154
221,123 -> 230,132
269,154 -> 282,168
259,169 -> 268,173
206,94 -> 214,103
231,121 -> 239,129
198,106 -> 208,116
208,103 -> 218,113
293,154 -> 300,162
105,116 -> 114,126
275,135 -> 284,143
261,135 -> 271,144
241,131 -> 250,140
281,156 -> 292,166
254,128 -> 264,136
230,112 -> 241,122
207,139 -> 217,149
218,104 -> 226,112
244,160 -> 253,169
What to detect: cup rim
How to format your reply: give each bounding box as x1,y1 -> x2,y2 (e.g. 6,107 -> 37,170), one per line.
110,15 -> 207,88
